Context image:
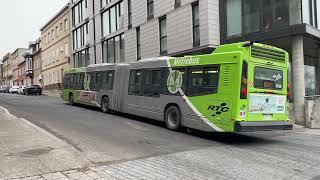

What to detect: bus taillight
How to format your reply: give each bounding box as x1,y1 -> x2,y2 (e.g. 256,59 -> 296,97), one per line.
240,62 -> 248,99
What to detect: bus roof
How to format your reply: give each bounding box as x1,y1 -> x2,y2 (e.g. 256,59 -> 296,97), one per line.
64,42 -> 287,73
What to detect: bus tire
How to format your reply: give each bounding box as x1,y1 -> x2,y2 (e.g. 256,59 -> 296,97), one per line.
101,96 -> 111,113
69,93 -> 75,106
165,106 -> 181,131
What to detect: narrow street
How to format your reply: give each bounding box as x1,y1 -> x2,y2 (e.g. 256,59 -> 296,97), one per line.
0,93 -> 320,179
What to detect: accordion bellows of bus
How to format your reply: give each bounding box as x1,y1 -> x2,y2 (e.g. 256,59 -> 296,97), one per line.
62,42 -> 292,133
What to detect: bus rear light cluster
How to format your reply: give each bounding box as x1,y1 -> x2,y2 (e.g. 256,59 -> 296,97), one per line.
241,88 -> 247,98
240,78 -> 248,99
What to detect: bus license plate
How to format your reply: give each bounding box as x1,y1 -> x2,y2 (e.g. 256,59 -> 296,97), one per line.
263,114 -> 273,120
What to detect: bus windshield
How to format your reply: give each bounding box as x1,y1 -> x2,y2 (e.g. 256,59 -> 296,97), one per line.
254,67 -> 283,90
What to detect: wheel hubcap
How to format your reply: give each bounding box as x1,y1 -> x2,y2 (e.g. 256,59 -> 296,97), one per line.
168,111 -> 178,127
103,99 -> 108,111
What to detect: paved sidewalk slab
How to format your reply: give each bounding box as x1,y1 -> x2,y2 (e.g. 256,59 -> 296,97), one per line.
0,107 -> 91,179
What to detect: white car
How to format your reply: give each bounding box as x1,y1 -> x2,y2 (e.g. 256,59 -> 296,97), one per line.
9,86 -> 20,93
18,86 -> 27,94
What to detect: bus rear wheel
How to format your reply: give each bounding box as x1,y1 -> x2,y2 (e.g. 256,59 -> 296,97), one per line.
69,94 -> 75,106
165,106 -> 181,131
101,96 -> 111,113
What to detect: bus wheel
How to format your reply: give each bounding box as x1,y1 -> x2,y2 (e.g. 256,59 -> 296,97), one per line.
165,106 -> 181,131
101,96 -> 111,113
69,94 -> 75,106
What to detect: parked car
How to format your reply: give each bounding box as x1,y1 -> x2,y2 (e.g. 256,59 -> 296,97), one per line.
9,86 -> 20,93
0,85 -> 5,93
1,85 -> 10,93
18,86 -> 27,95
23,85 -> 42,95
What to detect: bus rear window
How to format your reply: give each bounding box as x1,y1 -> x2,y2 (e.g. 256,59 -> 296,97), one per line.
254,67 -> 283,90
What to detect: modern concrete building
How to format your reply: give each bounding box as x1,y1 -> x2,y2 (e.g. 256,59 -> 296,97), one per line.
220,0 -> 320,125
2,53 -> 13,86
23,39 -> 42,86
40,4 -> 72,90
11,48 -> 28,86
70,0 -> 219,66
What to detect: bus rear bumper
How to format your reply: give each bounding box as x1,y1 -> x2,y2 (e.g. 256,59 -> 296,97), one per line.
234,121 -> 293,132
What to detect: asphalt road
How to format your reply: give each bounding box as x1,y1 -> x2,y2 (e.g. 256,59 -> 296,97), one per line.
1,93 -> 320,179
0,93 -> 218,164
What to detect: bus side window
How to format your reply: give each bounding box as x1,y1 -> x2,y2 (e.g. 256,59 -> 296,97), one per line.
128,70 -> 135,94
106,71 -> 114,90
70,74 -> 74,89
79,73 -> 85,90
189,66 -> 219,96
63,74 -> 70,88
101,72 -> 107,90
143,69 -> 162,97
90,72 -> 98,91
128,70 -> 142,95
75,74 -> 80,90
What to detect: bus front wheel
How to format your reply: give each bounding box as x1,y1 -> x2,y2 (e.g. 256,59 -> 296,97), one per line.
69,94 -> 75,106
165,106 -> 181,131
101,96 -> 111,113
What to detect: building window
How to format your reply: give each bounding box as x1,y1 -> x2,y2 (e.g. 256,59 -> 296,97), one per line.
174,0 -> 181,8
274,0 -> 289,28
309,0 -> 318,28
136,27 -> 141,60
159,16 -> 167,55
192,2 -> 200,47
72,0 -> 88,26
64,19 -> 68,31
242,0 -> 261,34
101,2 -> 124,37
225,0 -> 297,38
56,26 -> 59,37
128,0 -> 132,28
102,34 -> 125,63
74,48 -> 90,68
147,0 -> 154,20
101,0 -> 112,8
73,23 -> 88,50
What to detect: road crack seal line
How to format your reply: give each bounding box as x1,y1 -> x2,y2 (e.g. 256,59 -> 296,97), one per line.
5,147 -> 55,158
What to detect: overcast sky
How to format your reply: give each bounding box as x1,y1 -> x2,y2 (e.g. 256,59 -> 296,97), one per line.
0,0 -> 68,59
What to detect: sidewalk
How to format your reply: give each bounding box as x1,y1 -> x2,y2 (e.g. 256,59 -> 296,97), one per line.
0,107 -> 90,179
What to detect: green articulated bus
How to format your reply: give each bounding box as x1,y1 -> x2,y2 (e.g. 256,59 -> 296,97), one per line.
62,42 -> 293,132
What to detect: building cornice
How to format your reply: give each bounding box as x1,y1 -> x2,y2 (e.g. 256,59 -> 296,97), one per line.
40,3 -> 70,32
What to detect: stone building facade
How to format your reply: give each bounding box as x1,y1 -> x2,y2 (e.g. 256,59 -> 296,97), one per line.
40,4 -> 72,90
11,48 -> 27,86
1,53 -> 13,86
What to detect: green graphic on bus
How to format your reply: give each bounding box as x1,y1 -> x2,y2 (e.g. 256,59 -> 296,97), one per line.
167,70 -> 183,94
